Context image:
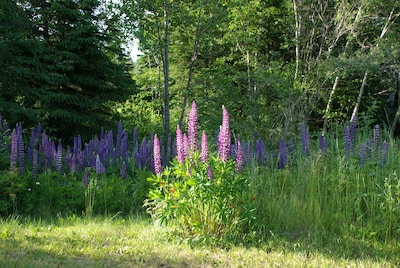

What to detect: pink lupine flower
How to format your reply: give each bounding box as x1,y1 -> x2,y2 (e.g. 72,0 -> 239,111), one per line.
235,140 -> 243,173
218,105 -> 231,162
153,134 -> 162,175
176,125 -> 184,164
188,101 -> 199,154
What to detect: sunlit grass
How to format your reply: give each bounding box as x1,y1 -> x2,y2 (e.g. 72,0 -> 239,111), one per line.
0,215 -> 398,267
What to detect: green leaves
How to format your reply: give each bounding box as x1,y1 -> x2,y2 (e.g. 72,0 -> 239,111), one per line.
145,155 -> 255,245
0,0 -> 135,142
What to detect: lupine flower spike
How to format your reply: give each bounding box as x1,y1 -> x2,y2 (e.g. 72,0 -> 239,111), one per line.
200,130 -> 208,163
218,105 -> 231,162
278,139 -> 288,169
188,101 -> 198,155
235,140 -> 243,173
153,134 -> 162,175
176,125 -> 184,164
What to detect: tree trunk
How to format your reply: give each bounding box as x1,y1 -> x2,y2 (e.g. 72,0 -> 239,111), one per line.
350,71 -> 368,123
178,15 -> 201,127
293,0 -> 301,80
163,1 -> 170,136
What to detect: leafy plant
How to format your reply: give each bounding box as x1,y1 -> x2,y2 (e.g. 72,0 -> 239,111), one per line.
145,153 -> 256,245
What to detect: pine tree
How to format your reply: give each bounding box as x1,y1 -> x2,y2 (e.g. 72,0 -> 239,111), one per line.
0,0 -> 135,142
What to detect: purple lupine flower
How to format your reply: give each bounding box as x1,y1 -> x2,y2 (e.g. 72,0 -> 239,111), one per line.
344,124 -> 353,157
10,129 -> 18,171
137,137 -> 149,168
359,143 -> 366,167
32,149 -> 38,179
207,164 -> 214,180
176,125 -> 185,164
200,131 -> 209,163
319,134 -> 328,153
301,123 -> 310,155
278,139 -> 288,169
17,124 -> 25,174
188,101 -> 199,154
55,142 -> 62,174
95,154 -> 105,174
235,140 -> 243,173
381,141 -> 387,166
218,105 -> 231,162
83,169 -> 89,187
121,161 -> 127,180
350,120 -> 357,144
373,125 -> 380,151
255,139 -> 267,165
153,134 -> 162,175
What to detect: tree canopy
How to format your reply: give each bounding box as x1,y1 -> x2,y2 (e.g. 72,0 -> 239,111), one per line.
0,0 -> 135,142
1,0 -> 400,143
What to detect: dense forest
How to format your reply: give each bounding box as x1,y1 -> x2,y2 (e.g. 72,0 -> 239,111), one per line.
1,0 -> 399,144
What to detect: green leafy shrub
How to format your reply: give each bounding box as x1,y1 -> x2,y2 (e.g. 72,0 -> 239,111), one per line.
145,154 -> 256,245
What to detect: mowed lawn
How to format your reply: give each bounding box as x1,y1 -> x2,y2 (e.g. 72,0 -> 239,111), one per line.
0,215 -> 398,268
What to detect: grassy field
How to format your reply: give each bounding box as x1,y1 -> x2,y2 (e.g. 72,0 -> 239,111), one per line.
0,215 -> 398,268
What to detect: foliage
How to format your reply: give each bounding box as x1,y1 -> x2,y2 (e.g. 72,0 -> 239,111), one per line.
145,155 -> 256,245
0,0 -> 135,143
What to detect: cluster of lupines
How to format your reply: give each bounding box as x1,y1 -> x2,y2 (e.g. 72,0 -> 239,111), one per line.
4,118 -> 162,185
357,124 -> 388,167
2,110 -> 391,183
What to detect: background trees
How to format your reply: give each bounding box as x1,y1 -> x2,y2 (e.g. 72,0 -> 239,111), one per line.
0,0 -> 135,142
1,0 -> 399,143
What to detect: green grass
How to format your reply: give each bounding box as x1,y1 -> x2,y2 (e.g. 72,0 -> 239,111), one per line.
0,215 -> 398,267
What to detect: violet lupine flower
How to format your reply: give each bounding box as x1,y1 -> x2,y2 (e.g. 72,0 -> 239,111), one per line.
83,170 -> 89,187
121,161 -> 127,180
188,101 -> 199,154
200,131 -> 209,163
344,124 -> 353,157
95,154 -> 105,174
319,134 -> 328,153
301,123 -> 310,155
373,125 -> 380,151
218,105 -> 231,162
235,140 -> 243,173
137,137 -> 150,168
55,142 -> 62,174
176,125 -> 185,164
32,149 -> 38,179
153,134 -> 162,175
10,129 -> 18,171
381,141 -> 387,166
278,139 -> 288,169
255,139 -> 267,165
17,124 -> 25,174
